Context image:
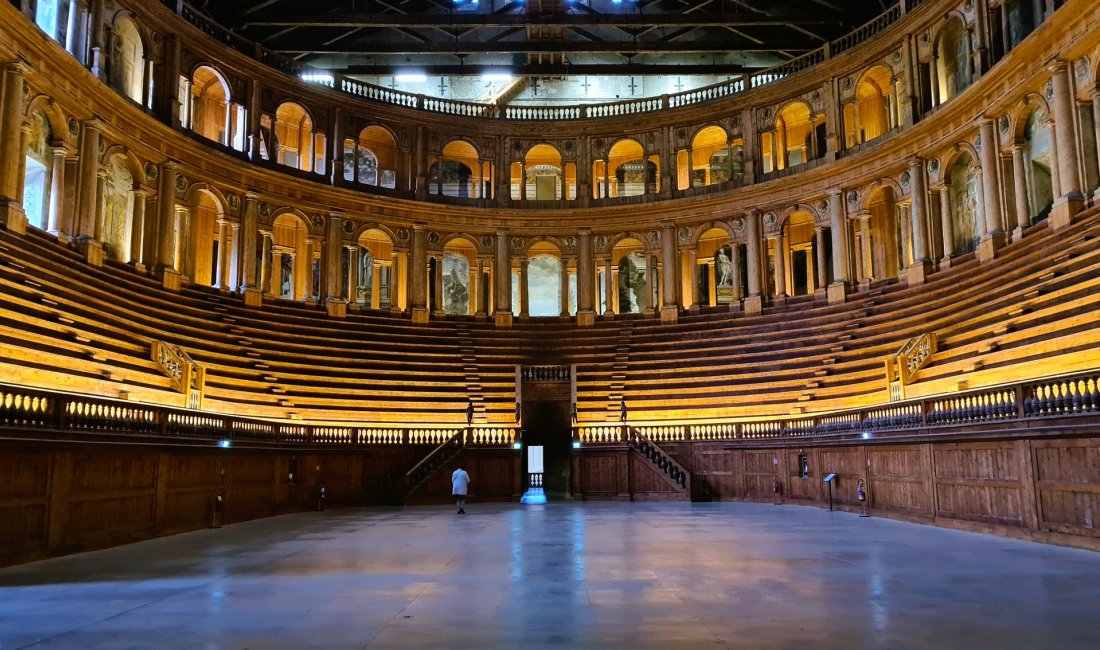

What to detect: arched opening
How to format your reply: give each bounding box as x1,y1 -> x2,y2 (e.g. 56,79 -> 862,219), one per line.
683,126 -> 730,189
526,241 -> 566,317
99,154 -> 135,263
34,0 -> 66,41
22,111 -> 54,231
606,139 -> 658,197
764,102 -> 827,172
845,66 -> 896,147
937,18 -> 972,104
343,126 -> 397,188
111,16 -> 144,104
189,191 -> 223,287
519,144 -> 572,201
271,214 -> 309,300
948,152 -> 981,255
858,188 -> 904,281
1022,108 -> 1054,223
436,238 -> 477,315
355,229 -> 394,309
271,103 -> 324,174
780,212 -> 820,295
186,66 -> 245,151
604,237 -> 650,314
696,228 -> 740,307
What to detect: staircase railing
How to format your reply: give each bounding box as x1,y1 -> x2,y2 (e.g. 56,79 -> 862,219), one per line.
405,431 -> 464,497
885,332 -> 936,401
627,427 -> 689,489
152,341 -> 206,409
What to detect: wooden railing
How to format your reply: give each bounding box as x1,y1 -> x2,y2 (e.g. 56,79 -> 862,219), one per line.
885,332 -> 937,401
151,341 -> 206,409
2,369 -> 1098,449
0,382 -> 519,446
521,365 -> 571,382
628,427 -> 689,489
405,431 -> 464,495
571,369 -> 1100,444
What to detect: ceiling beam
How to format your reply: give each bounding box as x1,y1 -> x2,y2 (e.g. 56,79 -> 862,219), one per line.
242,13 -> 842,29
272,40 -> 813,54
337,63 -> 761,76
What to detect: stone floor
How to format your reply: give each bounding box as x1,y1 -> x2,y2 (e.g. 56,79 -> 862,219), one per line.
2,502 -> 1100,649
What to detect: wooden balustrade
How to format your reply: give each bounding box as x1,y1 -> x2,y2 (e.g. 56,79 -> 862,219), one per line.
886,333 -> 937,401
152,340 -> 206,409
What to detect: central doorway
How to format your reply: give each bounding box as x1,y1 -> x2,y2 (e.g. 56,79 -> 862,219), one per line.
522,401 -> 573,499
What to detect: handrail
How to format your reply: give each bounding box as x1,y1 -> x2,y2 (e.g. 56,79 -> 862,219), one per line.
162,0 -> 921,120
628,427 -> 689,489
885,332 -> 937,400
151,340 -> 206,408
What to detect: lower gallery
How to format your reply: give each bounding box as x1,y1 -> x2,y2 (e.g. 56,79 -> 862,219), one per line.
3,0 -> 1100,646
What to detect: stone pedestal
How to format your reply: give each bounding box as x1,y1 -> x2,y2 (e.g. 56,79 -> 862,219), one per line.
0,202 -> 26,235
905,261 -> 931,286
660,305 -> 679,324
826,282 -> 848,305
576,310 -> 596,327
243,287 -> 263,308
977,233 -> 1004,263
494,311 -> 513,328
76,239 -> 105,268
157,267 -> 181,291
325,299 -> 348,319
814,288 -> 827,302
744,295 -> 764,314
1050,195 -> 1084,231
411,306 -> 430,324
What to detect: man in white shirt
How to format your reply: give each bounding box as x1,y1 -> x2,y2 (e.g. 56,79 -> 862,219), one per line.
451,466 -> 470,514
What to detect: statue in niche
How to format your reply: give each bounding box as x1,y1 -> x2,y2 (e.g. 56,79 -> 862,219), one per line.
716,246 -> 733,287
311,258 -> 321,298
280,254 -> 293,297
617,253 -> 648,313
358,248 -> 373,291
444,266 -> 469,314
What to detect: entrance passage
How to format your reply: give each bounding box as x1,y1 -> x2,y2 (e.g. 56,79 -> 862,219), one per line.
522,401 -> 572,499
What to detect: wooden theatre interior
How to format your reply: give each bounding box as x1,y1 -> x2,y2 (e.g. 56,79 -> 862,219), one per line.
2,0 -> 1100,566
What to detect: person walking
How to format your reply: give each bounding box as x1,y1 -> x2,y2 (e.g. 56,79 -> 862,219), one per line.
452,466 -> 470,514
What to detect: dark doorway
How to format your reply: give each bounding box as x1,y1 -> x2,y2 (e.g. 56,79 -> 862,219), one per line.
792,249 -> 809,295
522,401 -> 572,499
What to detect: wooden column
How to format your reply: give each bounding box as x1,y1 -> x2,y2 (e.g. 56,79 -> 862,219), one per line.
409,224 -> 428,322
560,259 -> 570,317
602,256 -> 614,316
1049,62 -> 1085,227
494,229 -> 512,327
745,211 -> 763,313
814,227 -> 827,291
129,189 -> 147,266
475,256 -> 486,318
215,219 -> 230,288
155,161 -> 178,282
772,233 -> 787,299
518,257 -> 530,318
1010,144 -> 1031,235
0,63 -> 27,232
46,147 -> 67,236
75,120 -> 101,240
938,185 -> 954,263
828,188 -> 850,304
576,229 -> 595,326
660,221 -> 678,323
324,214 -> 347,317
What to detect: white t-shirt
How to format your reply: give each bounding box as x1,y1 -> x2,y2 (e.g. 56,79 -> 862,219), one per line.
452,469 -> 470,496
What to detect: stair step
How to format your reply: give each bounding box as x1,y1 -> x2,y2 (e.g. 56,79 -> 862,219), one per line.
245,351 -> 262,358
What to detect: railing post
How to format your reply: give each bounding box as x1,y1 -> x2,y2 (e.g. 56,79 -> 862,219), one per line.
158,408 -> 169,436
683,425 -> 691,442
1015,385 -> 1027,418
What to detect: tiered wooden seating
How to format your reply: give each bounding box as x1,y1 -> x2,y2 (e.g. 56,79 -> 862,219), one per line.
2,209 -> 1100,428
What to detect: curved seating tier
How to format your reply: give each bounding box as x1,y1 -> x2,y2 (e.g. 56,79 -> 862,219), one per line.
2,208 -> 1100,426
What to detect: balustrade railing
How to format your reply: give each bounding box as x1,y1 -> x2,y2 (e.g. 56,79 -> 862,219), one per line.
628,427 -> 689,489
521,365 -> 571,383
162,0 -> 917,120
3,370 -> 1098,449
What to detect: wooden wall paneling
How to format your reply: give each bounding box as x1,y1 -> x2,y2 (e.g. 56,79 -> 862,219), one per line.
628,450 -> 687,501
742,450 -> 778,499
1031,438 -> 1100,537
819,446 -> 862,506
163,453 -> 223,532
691,443 -> 734,500
932,441 -> 1027,528
225,453 -> 277,524
866,445 -> 932,516
64,451 -> 158,546
0,450 -> 50,556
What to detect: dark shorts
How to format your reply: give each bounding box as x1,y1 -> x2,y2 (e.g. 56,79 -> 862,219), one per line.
453,493 -> 466,500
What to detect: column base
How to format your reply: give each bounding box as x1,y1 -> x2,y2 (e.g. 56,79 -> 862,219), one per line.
576,310 -> 596,327
905,260 -> 931,286
411,307 -> 430,324
130,261 -> 147,275
325,299 -> 348,319
939,256 -> 954,271
494,311 -> 513,328
75,238 -> 105,267
814,287 -> 827,301
157,266 -> 181,291
826,282 -> 848,305
977,232 -> 1004,263
242,287 -> 263,308
1050,194 -> 1085,230
744,295 -> 764,314
0,202 -> 27,235
1011,226 -> 1025,243
728,300 -> 742,312
660,305 -> 679,324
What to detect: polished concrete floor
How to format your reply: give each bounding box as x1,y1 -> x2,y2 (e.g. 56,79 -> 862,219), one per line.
2,502 -> 1100,649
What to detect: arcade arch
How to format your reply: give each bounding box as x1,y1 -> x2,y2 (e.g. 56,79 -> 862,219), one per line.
184,66 -> 245,151
21,111 -> 55,232
763,102 -> 826,173
267,213 -> 310,300
352,229 -> 395,309
432,140 -> 482,198
266,102 -> 324,174
844,66 -> 897,147
110,16 -> 144,104
344,126 -> 397,188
